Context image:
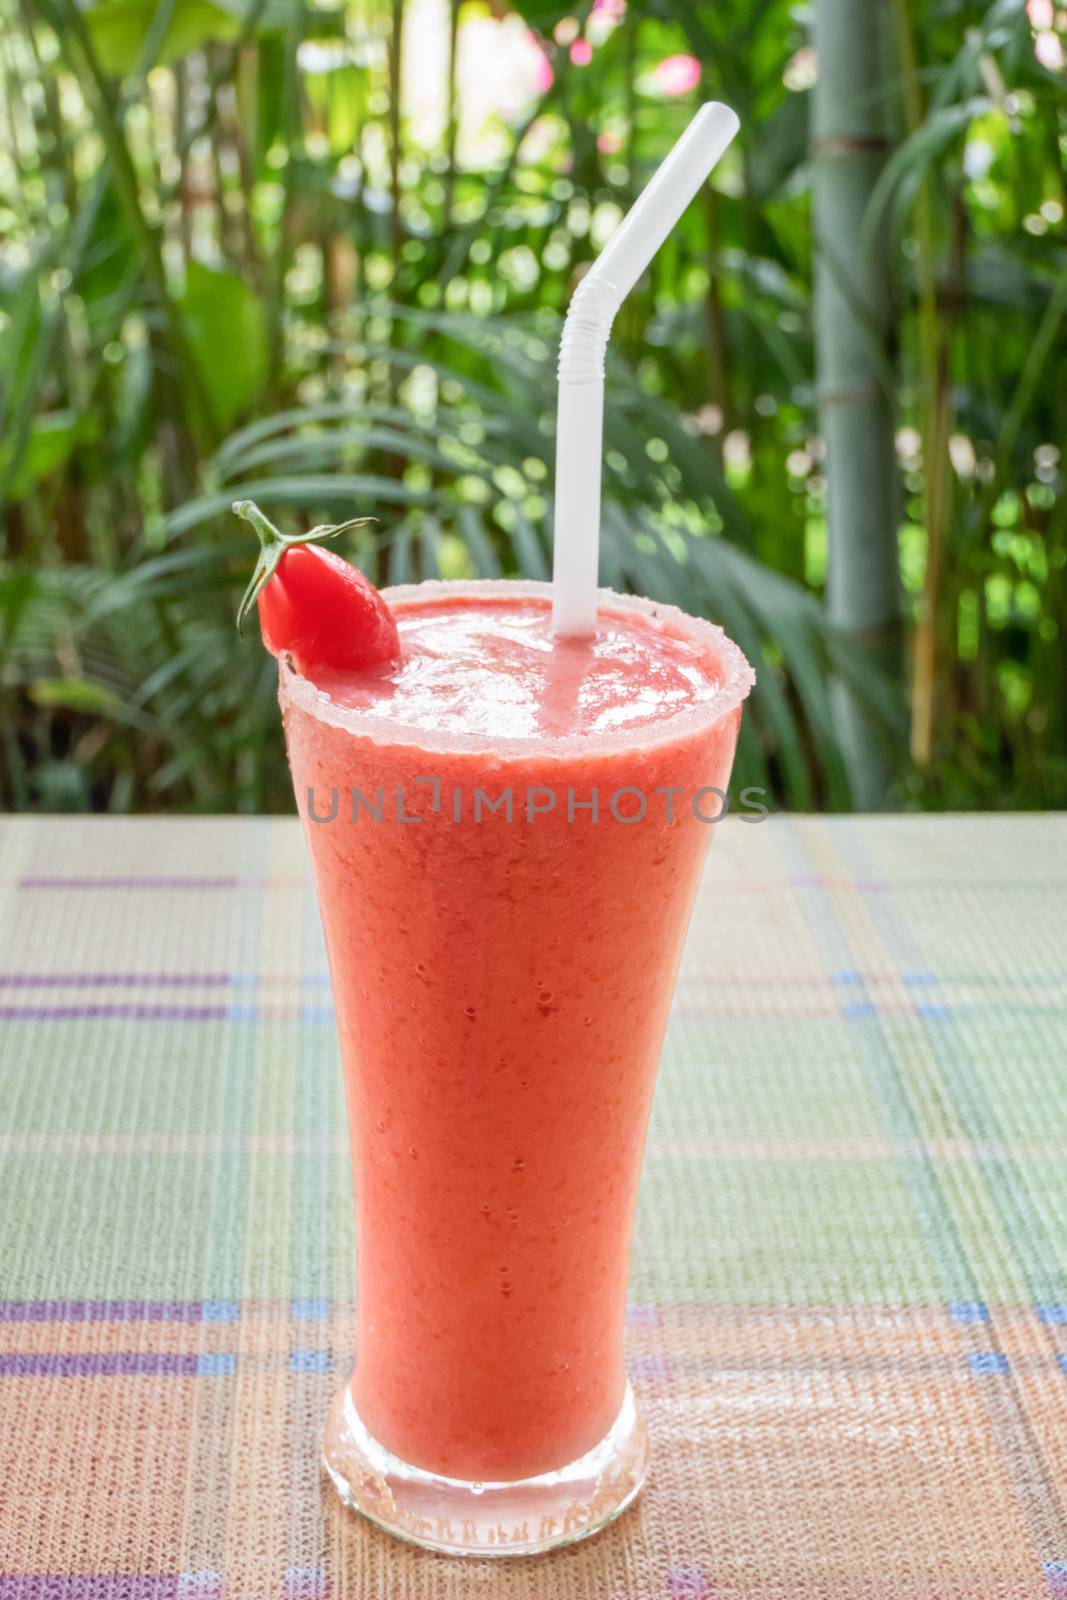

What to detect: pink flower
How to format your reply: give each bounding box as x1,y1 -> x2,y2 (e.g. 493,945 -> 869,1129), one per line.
570,38 -> 593,66
531,41 -> 554,93
654,54 -> 701,97
592,0 -> 626,14
1035,29 -> 1064,69
597,130 -> 622,154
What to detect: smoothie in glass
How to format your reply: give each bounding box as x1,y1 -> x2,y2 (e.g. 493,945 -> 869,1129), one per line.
278,579 -> 752,1552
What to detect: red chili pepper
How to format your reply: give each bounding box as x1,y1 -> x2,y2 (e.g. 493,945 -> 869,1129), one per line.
233,500 -> 400,677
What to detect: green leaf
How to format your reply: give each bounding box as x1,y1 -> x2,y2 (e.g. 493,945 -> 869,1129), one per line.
458,507 -> 502,578
209,0 -> 297,24
1,412 -> 100,501
504,0 -> 576,36
159,475 -> 435,541
863,97 -> 991,241
84,0 -> 235,74
0,264 -> 43,408
176,262 -> 269,432
302,62 -> 366,158
28,677 -> 124,714
747,89 -> 808,200
83,0 -> 290,75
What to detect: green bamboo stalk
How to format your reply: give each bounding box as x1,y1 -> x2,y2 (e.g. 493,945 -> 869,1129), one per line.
173,60 -> 193,261
49,0 -> 219,436
176,0 -> 271,169
387,0 -> 404,266
1042,433 -> 1067,769
226,51 -> 262,279
892,0 -> 952,772
268,0 -> 305,386
0,0 -> 184,508
622,8 -> 637,213
19,0 -> 75,216
0,16 -> 28,182
975,277 -> 1067,537
207,64 -> 235,265
437,50 -> 567,285
811,0 -> 902,809
702,186 -> 729,466
442,0 -> 460,227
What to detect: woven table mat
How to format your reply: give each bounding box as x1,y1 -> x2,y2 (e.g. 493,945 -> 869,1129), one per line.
2,812 -> 1067,1599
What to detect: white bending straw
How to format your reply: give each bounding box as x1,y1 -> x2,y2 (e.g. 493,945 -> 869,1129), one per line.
551,101 -> 740,637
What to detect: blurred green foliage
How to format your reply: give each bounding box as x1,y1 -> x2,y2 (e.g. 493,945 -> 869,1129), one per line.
0,0 -> 1064,812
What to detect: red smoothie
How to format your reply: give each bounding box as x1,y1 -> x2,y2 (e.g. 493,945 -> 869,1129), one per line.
280,580 -> 752,1485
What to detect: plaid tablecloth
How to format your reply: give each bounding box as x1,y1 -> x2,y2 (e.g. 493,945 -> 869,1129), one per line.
2,812 -> 1067,1599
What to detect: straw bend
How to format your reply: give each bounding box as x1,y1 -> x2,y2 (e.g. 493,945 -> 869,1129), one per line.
556,276 -> 620,387
552,101 -> 740,637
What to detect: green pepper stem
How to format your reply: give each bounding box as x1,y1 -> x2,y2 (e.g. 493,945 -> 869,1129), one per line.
232,498 -> 375,636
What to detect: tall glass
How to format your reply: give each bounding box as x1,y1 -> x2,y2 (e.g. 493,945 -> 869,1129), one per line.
279,580 -> 752,1556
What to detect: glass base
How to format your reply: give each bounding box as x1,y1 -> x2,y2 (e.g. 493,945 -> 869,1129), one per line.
322,1379 -> 649,1557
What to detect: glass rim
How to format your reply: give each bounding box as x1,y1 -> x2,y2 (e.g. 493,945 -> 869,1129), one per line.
278,579 -> 755,761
